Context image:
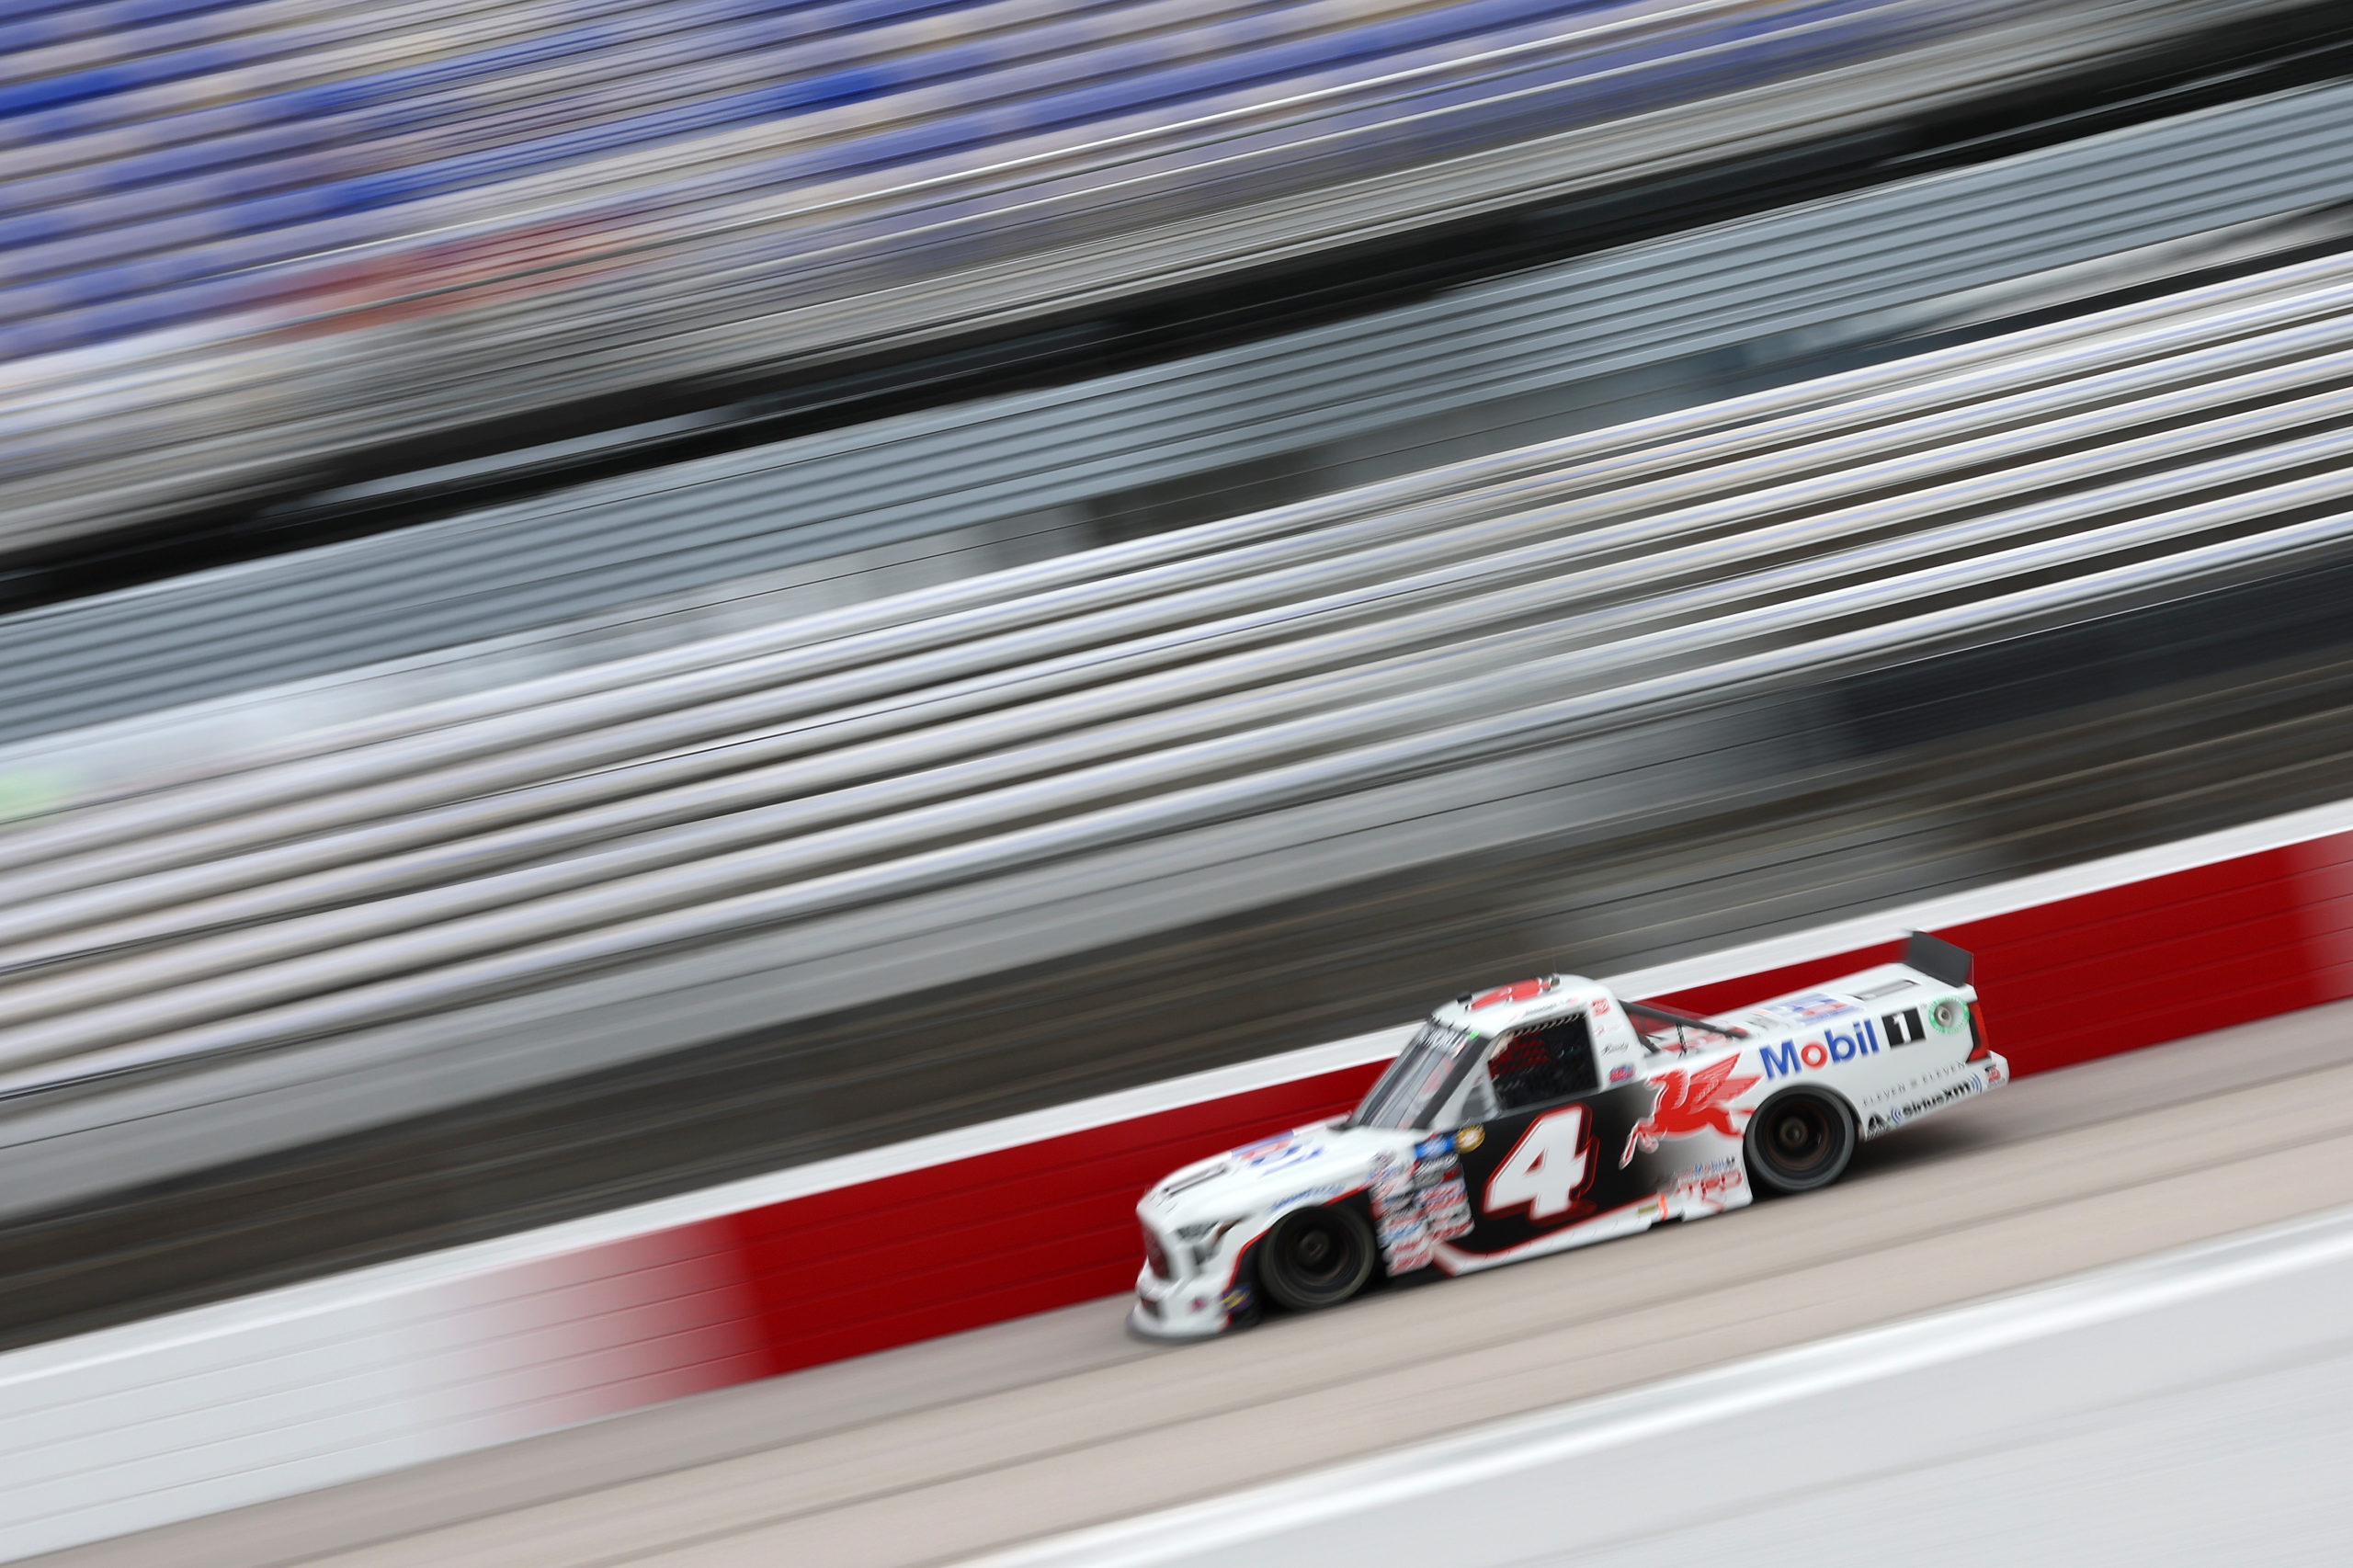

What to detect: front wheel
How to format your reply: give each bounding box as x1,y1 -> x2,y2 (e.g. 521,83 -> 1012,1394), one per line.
1257,1206 -> 1375,1312
1745,1087 -> 1856,1195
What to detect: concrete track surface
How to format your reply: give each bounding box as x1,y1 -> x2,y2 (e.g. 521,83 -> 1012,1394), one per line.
49,1000 -> 2353,1568
996,1191 -> 2353,1566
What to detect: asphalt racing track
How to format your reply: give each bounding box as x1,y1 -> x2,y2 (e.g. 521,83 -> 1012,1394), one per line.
49,999 -> 2353,1568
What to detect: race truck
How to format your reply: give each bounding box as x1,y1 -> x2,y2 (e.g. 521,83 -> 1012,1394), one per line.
1131,933 -> 2002,1339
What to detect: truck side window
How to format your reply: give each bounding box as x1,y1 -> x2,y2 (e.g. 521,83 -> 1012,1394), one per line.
1455,1071 -> 1498,1125
1486,1016 -> 1598,1111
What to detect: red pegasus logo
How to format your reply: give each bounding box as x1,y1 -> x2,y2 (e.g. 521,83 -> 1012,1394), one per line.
1620,1056 -> 1762,1166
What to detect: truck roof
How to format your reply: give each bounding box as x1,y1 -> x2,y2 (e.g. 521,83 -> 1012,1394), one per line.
1429,973 -> 1612,1034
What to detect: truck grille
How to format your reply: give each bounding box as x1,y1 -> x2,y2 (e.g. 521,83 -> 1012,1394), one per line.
1142,1224 -> 1174,1281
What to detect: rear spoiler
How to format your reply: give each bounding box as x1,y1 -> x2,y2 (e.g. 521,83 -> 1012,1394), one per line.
1904,930 -> 1974,988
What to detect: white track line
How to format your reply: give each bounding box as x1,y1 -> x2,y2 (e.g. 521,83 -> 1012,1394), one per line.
965,1202 -> 2353,1567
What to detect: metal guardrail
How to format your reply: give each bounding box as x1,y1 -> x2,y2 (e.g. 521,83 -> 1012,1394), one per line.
0,251 -> 2349,1136
0,0 -> 2307,561
4,66 -> 2352,752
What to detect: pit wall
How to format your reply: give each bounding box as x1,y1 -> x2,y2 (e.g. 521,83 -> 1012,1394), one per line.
6,799 -> 2352,1560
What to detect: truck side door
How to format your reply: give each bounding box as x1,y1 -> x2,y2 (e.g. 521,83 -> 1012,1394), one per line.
1441,1013 -> 1664,1265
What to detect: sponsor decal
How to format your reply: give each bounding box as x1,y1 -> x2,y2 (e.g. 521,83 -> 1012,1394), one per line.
1455,1124 -> 1485,1153
1222,1284 -> 1255,1314
1592,997 -> 1611,1015
1378,1213 -> 1435,1273
1756,1018 -> 1883,1080
1666,1157 -> 1745,1207
1608,1063 -> 1635,1085
1866,1073 -> 1988,1134
1767,992 -> 1853,1023
1860,1068 -> 1972,1107
1931,998 -> 1964,1032
1881,1006 -> 1926,1047
1410,1134 -> 1470,1237
1230,1133 -> 1324,1176
1417,1176 -> 1473,1241
1369,1151 -> 1415,1219
1620,1057 -> 1762,1165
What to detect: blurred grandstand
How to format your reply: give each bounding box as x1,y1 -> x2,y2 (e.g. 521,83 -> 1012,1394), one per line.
4,0 -> 2353,1356
2,0 -> 2346,580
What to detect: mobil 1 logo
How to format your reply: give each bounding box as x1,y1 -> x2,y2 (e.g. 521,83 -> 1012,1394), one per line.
1881,1006 -> 1927,1046
1758,1017 -> 1882,1080
1880,998 -> 1962,1045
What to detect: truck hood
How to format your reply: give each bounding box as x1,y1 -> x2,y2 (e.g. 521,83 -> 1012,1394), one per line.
1138,1119 -> 1412,1231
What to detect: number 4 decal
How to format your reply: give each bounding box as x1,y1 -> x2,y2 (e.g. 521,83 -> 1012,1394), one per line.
1483,1106 -> 1593,1221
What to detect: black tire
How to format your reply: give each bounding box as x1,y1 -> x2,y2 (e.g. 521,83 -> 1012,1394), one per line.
1257,1205 -> 1376,1312
1745,1087 -> 1857,1196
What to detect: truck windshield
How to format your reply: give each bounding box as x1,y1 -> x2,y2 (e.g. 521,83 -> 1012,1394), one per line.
1351,1020 -> 1480,1130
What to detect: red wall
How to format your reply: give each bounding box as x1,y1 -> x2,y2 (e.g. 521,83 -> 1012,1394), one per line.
656,826 -> 2353,1379
1654,829 -> 2353,1074
721,1062 -> 1388,1374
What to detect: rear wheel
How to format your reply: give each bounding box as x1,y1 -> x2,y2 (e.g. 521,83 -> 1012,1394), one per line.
1257,1206 -> 1375,1312
1745,1087 -> 1856,1195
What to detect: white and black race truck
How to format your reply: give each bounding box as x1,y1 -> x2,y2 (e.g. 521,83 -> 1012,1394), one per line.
1132,933 -> 2002,1339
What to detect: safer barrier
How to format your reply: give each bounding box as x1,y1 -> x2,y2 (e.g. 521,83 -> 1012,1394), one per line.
4,794 -> 2350,1560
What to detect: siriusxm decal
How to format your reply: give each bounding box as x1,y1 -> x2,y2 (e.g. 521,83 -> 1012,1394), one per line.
1864,1073 -> 1985,1134
1758,1018 -> 1883,1080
